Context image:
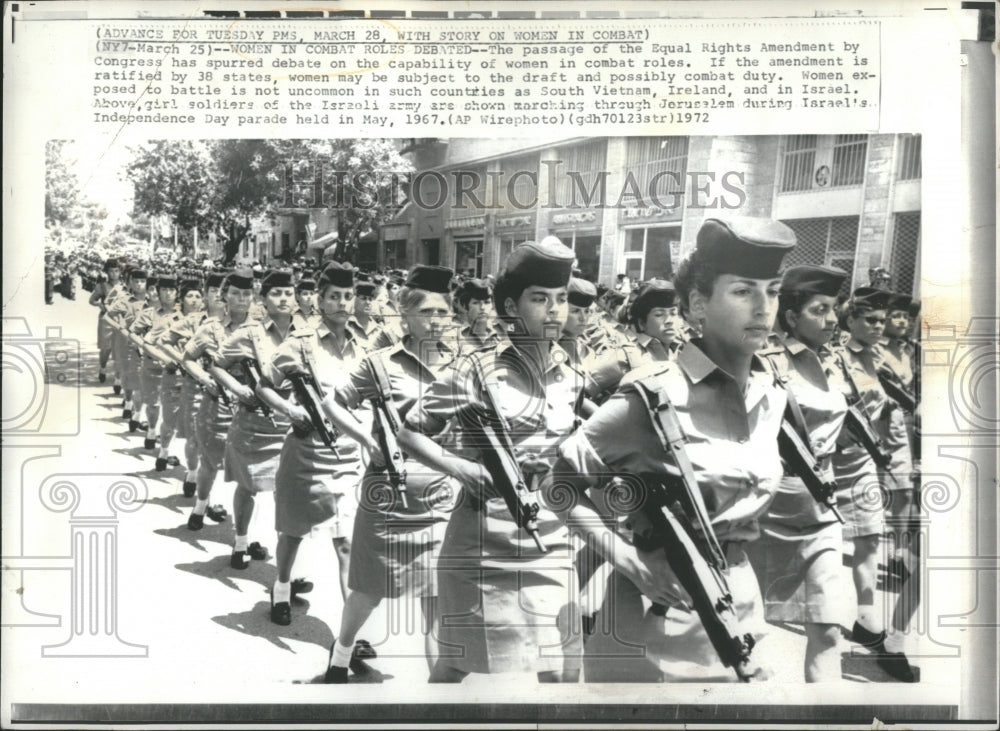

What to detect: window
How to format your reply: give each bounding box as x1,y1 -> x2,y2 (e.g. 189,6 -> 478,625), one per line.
832,134 -> 868,187
623,227 -> 679,281
897,134 -> 922,180
779,135 -> 868,192
499,154 -> 539,212
625,137 -> 688,203
420,238 -> 439,265
455,239 -> 483,278
497,233 -> 532,272
384,240 -> 405,270
891,212 -> 920,295
780,217 -> 860,297
780,135 -> 818,192
554,140 -> 608,206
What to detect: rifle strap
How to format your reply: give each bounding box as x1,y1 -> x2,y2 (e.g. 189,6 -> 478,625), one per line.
631,375 -> 728,570
763,351 -> 812,447
367,351 -> 394,402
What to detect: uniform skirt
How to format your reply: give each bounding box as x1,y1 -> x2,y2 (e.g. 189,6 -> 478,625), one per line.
435,490 -> 580,675
139,362 -> 163,410
746,475 -> 842,624
223,406 -> 290,493
834,444 -> 887,539
97,315 -> 114,350
122,345 -> 143,392
274,431 -> 362,539
348,461 -> 455,600
178,379 -> 202,441
158,372 -> 183,436
583,544 -> 766,683
196,395 -> 234,469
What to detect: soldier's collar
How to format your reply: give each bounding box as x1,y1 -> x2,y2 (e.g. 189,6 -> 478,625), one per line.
678,338 -> 769,385
845,337 -> 866,353
783,336 -> 810,356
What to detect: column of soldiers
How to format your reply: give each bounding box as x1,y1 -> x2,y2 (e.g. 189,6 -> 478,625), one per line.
86,216 -> 920,685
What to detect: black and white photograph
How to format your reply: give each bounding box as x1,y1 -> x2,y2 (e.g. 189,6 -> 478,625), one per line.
3,2 -> 996,729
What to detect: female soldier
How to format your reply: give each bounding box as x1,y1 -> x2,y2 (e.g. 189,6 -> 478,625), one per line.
456,278 -> 502,353
131,274 -> 179,451
89,258 -> 124,387
545,217 -> 794,682
398,239 -> 586,684
748,265 -> 849,682
211,270 -> 297,567
321,265 -> 460,683
106,267 -> 148,425
833,288 -> 915,682
183,272 -> 258,531
161,273 -> 226,496
152,279 -> 204,473
558,277 -> 598,369
585,279 -> 680,404
256,262 -> 368,625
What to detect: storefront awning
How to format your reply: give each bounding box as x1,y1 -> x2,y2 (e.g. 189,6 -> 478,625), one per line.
308,230 -> 338,249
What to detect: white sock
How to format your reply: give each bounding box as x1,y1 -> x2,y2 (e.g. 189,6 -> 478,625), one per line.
147,428 -> 156,439
883,630 -> 906,653
857,607 -> 884,634
234,534 -> 248,552
193,499 -> 208,515
273,580 -> 291,604
185,470 -> 197,482
158,447 -> 168,459
331,639 -> 353,668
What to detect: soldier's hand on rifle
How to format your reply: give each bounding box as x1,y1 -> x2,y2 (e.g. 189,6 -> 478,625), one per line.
519,455 -> 552,490
287,404 -> 312,433
234,384 -> 258,408
625,546 -> 693,609
453,458 -> 494,499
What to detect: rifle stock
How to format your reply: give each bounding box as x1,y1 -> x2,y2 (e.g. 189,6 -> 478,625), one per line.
878,369 -> 916,413
288,371 -> 340,458
777,419 -> 844,523
364,358 -> 409,510
240,358 -> 277,426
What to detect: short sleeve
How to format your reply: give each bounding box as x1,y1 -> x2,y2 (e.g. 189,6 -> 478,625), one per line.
335,356 -> 375,410
578,387 -> 665,474
404,367 -> 467,437
214,326 -> 250,369
266,336 -> 305,390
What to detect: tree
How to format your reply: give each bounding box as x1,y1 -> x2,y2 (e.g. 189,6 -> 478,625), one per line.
45,140 -> 81,228
126,141 -> 213,255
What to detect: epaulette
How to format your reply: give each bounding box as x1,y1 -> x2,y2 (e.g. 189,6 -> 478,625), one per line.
291,328 -> 315,338
620,359 -> 674,390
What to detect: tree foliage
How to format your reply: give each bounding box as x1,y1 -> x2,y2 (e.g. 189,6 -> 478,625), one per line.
45,141 -> 82,227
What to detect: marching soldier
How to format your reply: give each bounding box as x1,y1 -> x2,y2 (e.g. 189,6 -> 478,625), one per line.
456,278 -> 503,353
347,280 -> 386,346
399,239 -> 588,683
321,265 -> 461,683
585,279 -> 680,404
89,257 -> 125,387
545,217 -> 795,682
257,262 -> 368,625
292,276 -> 320,330
131,273 -> 179,451
106,267 -> 148,429
559,277 -> 599,369
748,265 -> 850,682
212,270 -> 298,568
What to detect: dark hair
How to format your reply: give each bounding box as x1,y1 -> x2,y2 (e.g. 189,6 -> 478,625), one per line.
491,269 -> 522,323
776,290 -> 815,333
672,249 -> 721,314
318,281 -> 355,300
458,288 -> 490,309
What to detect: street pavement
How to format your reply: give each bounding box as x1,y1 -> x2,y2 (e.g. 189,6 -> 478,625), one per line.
2,290 -> 950,715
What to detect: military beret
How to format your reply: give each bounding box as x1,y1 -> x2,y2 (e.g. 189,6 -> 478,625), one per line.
295,278 -> 317,292
129,268 -> 148,280
252,268 -> 264,279
887,292 -> 912,313
205,272 -> 226,289
179,279 -> 202,297
405,265 -> 454,294
355,282 -> 377,297
907,299 -> 921,318
851,286 -> 891,311
388,274 -> 406,288
781,265 -> 847,297
319,261 -> 356,290
567,277 -> 598,308
606,291 -> 626,308
225,270 -> 254,290
147,275 -> 159,287
261,269 -> 294,293
104,258 -> 120,271
356,271 -> 372,283
502,238 -> 575,289
462,277 -> 491,301
631,279 -> 676,327
157,274 -> 178,289
373,275 -> 386,286
695,217 -> 796,279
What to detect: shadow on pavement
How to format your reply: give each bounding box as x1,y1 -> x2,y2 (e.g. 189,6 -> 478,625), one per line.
211,600 -> 334,654
142,492 -> 194,516
156,521 -> 233,552
840,646 -> 920,683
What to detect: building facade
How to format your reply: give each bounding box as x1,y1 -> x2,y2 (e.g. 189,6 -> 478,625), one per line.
379,134 -> 921,296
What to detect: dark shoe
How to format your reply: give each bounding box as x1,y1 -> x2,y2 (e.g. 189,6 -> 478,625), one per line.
877,651 -> 916,682
187,512 -> 204,531
349,639 -> 378,674
291,578 -> 314,597
324,642 -> 349,684
270,589 -> 292,626
155,457 -> 167,472
166,456 -> 181,467
144,438 -> 157,450
230,550 -> 249,570
113,384 -> 122,395
99,371 -> 107,383
852,621 -> 887,649
205,504 -> 228,523
123,408 -> 132,420
247,542 -> 270,561
128,418 -> 140,431
182,481 -> 196,498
